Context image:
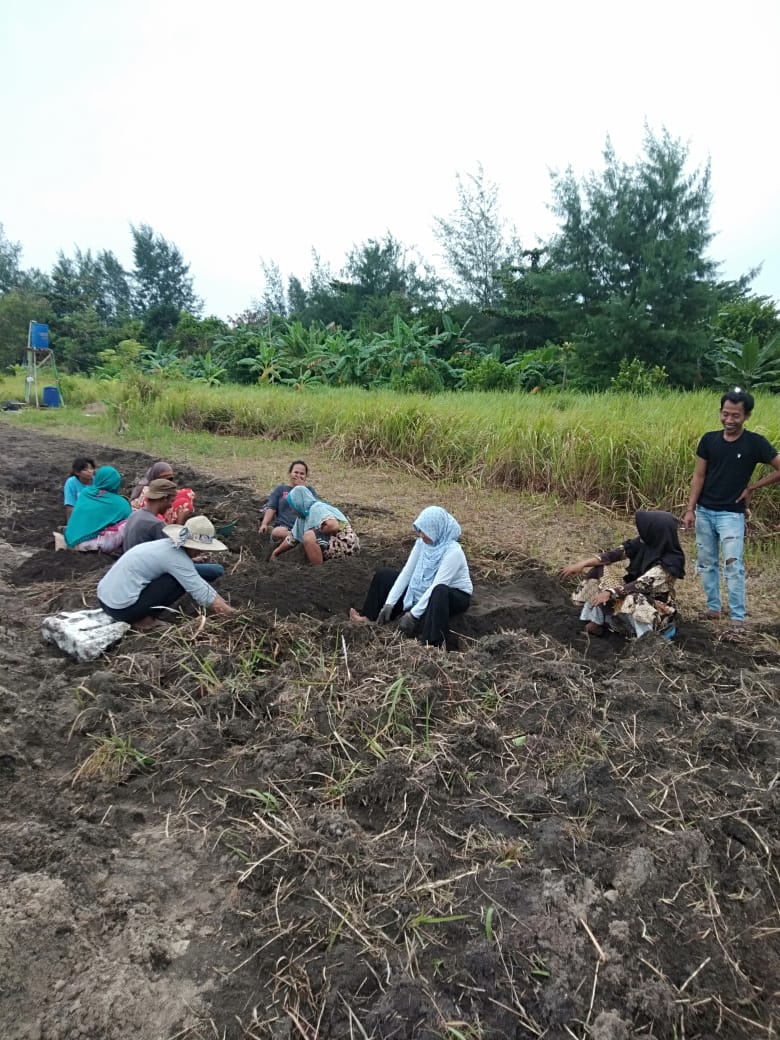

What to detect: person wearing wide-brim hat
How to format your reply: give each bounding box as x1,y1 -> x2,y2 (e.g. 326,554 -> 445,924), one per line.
97,515 -> 236,631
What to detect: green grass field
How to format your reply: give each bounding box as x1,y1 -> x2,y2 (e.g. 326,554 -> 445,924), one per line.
3,373 -> 780,524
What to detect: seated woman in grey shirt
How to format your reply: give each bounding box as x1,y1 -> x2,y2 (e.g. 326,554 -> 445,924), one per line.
98,515 -> 235,631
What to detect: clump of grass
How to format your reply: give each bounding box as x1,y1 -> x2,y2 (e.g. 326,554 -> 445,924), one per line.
72,734 -> 156,784
244,789 -> 281,814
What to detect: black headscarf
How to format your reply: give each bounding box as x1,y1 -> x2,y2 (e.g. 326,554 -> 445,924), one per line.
624,510 -> 686,582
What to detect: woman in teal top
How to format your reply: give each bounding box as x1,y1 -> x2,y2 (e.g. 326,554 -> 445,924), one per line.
63,455 -> 95,520
57,466 -> 131,554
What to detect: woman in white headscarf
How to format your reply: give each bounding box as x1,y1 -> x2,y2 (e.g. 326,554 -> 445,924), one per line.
349,506 -> 472,649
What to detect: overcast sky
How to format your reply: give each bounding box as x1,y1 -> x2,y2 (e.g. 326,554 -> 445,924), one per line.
2,0 -> 778,319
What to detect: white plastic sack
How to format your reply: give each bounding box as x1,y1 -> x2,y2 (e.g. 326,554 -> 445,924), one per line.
41,608 -> 130,662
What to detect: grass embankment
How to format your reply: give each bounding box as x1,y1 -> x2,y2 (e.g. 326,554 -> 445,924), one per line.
4,374 -> 780,524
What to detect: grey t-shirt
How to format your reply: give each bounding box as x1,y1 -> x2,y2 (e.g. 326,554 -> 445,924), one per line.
267,483 -> 317,528
123,509 -> 167,551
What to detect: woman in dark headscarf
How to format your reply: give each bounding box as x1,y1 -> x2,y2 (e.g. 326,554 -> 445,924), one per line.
56,466 -> 131,553
560,510 -> 685,638
131,460 -> 195,525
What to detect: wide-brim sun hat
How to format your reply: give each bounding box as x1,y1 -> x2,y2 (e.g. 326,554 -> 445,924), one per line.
164,515 -> 228,552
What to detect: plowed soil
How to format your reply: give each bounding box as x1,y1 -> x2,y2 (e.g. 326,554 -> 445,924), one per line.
1,425 -> 778,1040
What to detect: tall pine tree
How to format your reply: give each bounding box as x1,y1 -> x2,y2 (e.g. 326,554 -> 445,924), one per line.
130,224 -> 200,316
433,164 -> 518,308
544,127 -> 735,386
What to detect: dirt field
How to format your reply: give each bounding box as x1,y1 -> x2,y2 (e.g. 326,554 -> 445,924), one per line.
1,424 -> 778,1040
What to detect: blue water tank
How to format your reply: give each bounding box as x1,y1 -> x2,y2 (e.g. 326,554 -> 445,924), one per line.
42,385 -> 61,407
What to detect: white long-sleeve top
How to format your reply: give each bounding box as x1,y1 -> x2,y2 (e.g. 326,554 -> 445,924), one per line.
386,540 -> 472,618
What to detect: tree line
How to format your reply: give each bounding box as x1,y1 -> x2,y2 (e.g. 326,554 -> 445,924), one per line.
2,126 -> 779,393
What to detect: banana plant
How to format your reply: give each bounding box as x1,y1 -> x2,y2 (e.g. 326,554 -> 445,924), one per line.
318,334 -> 379,387
371,315 -> 460,388
238,343 -> 292,383
185,351 -> 226,386
716,334 -> 780,391
139,342 -> 183,376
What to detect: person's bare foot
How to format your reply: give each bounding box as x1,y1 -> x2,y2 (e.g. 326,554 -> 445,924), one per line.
585,621 -> 606,637
131,616 -> 167,632
53,532 -> 67,551
348,607 -> 368,624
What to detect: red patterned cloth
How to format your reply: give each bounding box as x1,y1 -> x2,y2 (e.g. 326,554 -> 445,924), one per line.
158,488 -> 195,525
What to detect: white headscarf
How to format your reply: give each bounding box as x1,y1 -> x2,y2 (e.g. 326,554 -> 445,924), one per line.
404,506 -> 462,608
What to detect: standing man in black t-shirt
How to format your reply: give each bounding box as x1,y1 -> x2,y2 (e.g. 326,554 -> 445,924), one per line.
683,389 -> 780,627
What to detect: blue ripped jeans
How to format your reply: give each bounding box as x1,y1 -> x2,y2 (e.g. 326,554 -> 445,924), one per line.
694,507 -> 746,621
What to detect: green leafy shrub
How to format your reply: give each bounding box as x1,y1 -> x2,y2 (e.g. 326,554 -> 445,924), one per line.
462,355 -> 516,391
508,341 -> 577,391
93,339 -> 144,380
116,370 -> 162,406
139,342 -> 185,377
610,357 -> 668,394
391,363 -> 445,394
184,351 -> 227,386
56,374 -> 95,407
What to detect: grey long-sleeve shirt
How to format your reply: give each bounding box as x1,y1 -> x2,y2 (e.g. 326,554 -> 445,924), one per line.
97,538 -> 217,609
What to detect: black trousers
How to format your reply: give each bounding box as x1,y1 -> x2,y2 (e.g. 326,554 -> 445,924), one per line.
99,574 -> 186,624
361,567 -> 471,648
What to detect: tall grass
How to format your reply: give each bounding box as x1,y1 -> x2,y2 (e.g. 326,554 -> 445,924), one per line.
3,374 -> 779,521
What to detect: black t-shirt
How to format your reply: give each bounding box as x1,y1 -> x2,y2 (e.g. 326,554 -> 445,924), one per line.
697,429 -> 778,513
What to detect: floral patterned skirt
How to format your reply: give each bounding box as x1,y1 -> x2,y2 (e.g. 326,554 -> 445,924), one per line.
322,525 -> 360,561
